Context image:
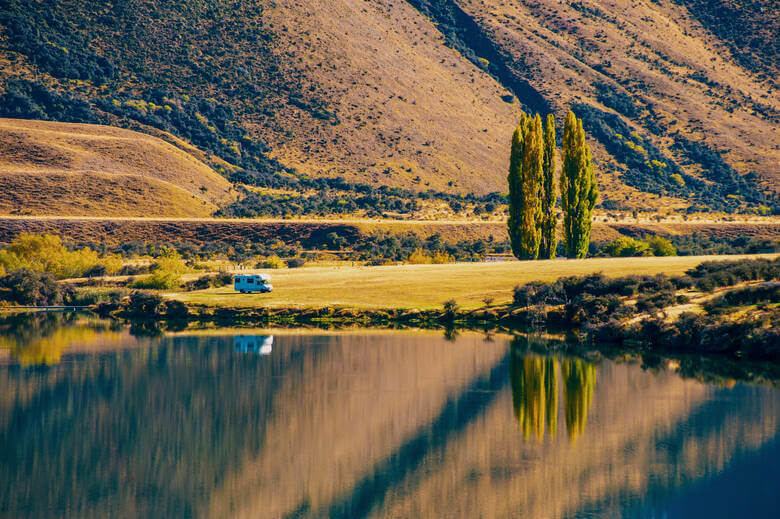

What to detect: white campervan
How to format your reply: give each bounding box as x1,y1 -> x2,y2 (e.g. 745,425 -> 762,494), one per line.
234,273 -> 273,293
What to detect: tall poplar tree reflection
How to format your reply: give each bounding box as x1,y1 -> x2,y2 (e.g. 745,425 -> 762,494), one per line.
510,340 -> 596,441
561,358 -> 597,442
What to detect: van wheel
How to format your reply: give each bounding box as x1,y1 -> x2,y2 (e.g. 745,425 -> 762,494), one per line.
239,289 -> 245,293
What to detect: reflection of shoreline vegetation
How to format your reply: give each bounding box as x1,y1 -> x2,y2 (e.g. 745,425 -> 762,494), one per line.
510,338 -> 597,442
0,313 -> 120,366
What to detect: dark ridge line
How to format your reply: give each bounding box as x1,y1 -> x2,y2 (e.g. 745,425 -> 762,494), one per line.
309,351 -> 511,519
404,0 -> 551,115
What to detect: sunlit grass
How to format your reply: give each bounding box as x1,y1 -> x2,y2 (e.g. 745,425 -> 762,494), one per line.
169,254 -> 777,310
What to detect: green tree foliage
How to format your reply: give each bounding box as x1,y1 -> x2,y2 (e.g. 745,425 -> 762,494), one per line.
507,113 -> 544,260
645,235 -> 677,257
540,114 -> 558,259
603,235 -> 677,257
521,115 -> 544,259
561,111 -> 598,258
603,236 -> 651,257
130,249 -> 187,290
0,233 -> 100,279
507,113 -> 528,259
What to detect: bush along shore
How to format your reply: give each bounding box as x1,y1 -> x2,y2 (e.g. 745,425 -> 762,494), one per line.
93,257 -> 780,362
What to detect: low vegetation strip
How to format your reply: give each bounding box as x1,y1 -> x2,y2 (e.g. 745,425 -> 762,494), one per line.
104,257 -> 776,362
0,217 -> 776,251
168,255 -> 777,310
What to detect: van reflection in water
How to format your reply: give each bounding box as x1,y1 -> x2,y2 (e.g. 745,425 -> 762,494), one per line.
233,335 -> 274,355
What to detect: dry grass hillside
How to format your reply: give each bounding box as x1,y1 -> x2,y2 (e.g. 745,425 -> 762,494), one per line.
256,1 -> 519,193
0,0 -> 776,212
0,118 -> 233,217
425,0 -> 778,206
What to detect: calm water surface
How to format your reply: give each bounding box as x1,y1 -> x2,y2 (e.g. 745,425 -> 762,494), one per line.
0,315 -> 778,518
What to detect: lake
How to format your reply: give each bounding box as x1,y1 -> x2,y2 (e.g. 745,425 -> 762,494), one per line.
0,314 -> 778,518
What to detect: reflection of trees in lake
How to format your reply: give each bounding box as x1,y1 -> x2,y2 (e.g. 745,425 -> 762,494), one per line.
510,340 -> 597,441
0,313 -> 116,365
561,358 -> 597,442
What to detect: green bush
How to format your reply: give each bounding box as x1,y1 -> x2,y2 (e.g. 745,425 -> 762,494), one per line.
603,237 -> 650,257
122,292 -> 165,318
0,268 -> 73,306
646,235 -> 677,256
129,250 -> 187,289
259,255 -> 286,269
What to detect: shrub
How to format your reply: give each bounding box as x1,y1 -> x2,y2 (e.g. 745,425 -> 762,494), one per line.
603,236 -> 650,257
130,270 -> 181,290
407,248 -> 455,264
703,285 -> 780,314
164,300 -> 190,319
184,272 -> 234,291
636,291 -> 685,313
687,258 -> 780,291
259,255 -> 286,269
442,299 -> 459,320
286,257 -> 306,268
123,292 -> 165,318
130,250 -> 187,289
119,264 -> 150,276
99,254 -> 124,275
83,264 -> 107,278
0,268 -> 72,306
646,235 -> 677,256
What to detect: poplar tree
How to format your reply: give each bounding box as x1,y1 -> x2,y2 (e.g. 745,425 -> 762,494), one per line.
507,112 -> 528,259
561,111 -> 598,259
539,113 -> 557,259
520,114 -> 543,259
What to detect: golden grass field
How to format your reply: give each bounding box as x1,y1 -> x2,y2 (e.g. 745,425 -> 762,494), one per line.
0,118 -> 233,217
169,254 -> 778,310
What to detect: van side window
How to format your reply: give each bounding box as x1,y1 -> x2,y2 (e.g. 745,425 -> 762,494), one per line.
247,278 -> 254,284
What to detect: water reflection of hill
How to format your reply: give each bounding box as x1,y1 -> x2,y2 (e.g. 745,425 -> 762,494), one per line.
0,331 -> 777,518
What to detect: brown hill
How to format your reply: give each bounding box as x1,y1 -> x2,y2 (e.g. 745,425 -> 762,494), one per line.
442,0 -> 779,204
0,118 -> 233,217
0,0 -> 776,212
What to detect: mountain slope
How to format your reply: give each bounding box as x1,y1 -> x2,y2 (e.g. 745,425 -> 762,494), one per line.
0,118 -> 233,217
0,0 -> 776,213
407,0 -> 778,211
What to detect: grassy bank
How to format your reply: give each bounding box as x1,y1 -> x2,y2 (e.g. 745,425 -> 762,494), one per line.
169,254 -> 777,310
